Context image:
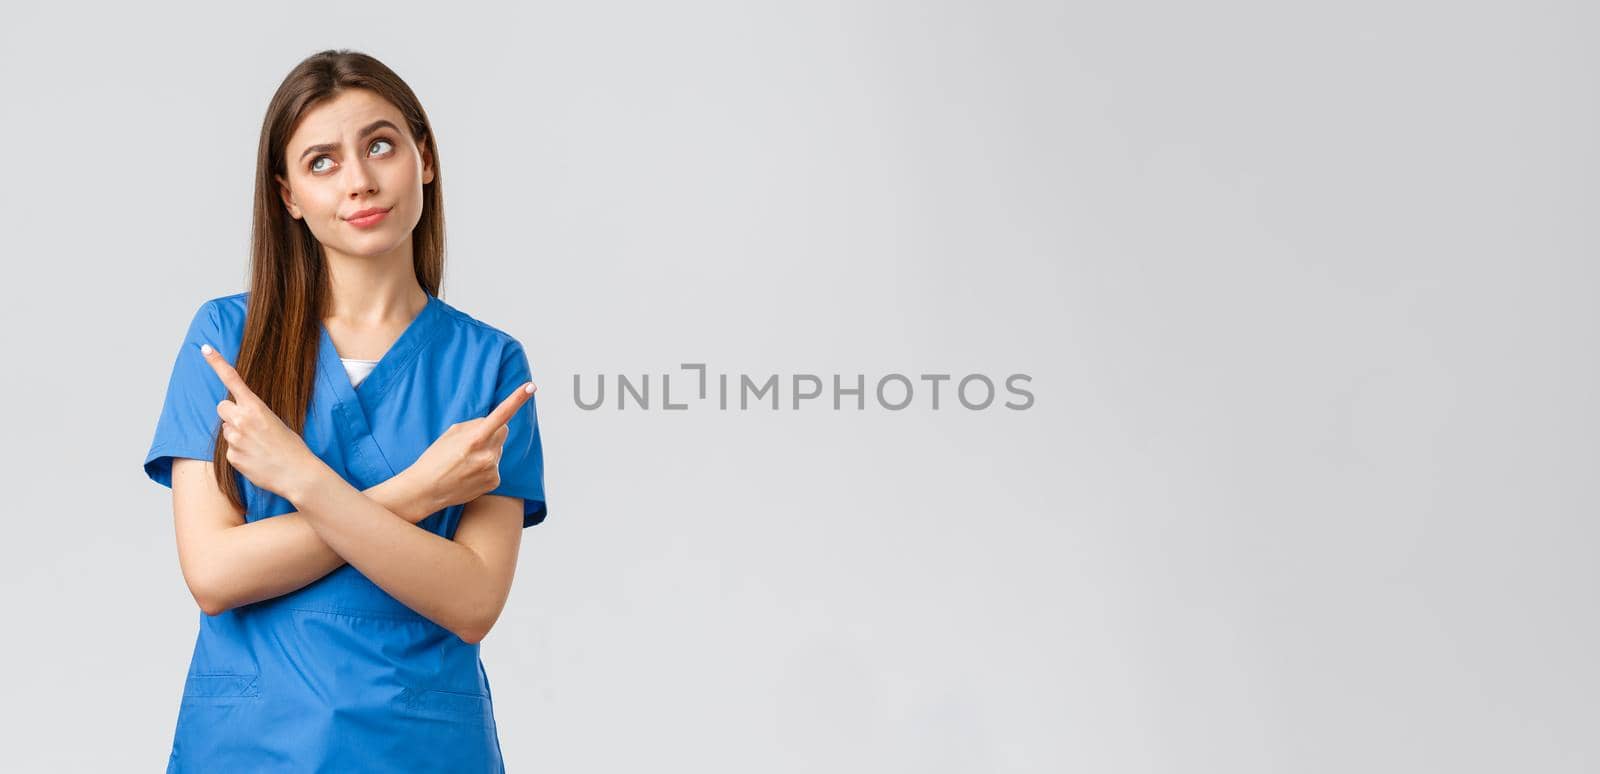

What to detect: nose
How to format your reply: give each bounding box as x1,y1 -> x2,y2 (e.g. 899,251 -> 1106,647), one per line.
346,158 -> 378,197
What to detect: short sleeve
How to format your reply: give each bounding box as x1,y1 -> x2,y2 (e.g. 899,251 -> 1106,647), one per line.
485,338 -> 549,528
142,301 -> 229,488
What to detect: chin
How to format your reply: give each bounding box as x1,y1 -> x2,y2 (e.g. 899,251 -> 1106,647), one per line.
336,237 -> 405,259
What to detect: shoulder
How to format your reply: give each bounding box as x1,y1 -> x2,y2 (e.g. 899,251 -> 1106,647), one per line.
430,297 -> 539,385
174,291 -> 247,342
206,292 -> 250,331
432,296 -> 530,355
182,292 -> 249,351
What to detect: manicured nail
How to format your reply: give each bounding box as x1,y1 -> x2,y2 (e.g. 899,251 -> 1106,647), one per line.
524,382 -> 536,394
200,343 -> 213,355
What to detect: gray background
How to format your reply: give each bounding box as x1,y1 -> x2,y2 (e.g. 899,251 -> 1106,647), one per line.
2,1 -> 1594,771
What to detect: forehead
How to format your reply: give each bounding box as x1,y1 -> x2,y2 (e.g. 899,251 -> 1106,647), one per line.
288,89 -> 405,149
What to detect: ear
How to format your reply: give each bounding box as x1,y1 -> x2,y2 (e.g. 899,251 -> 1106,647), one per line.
419,133 -> 435,185
274,173 -> 302,220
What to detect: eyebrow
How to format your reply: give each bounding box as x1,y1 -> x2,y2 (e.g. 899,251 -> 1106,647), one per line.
297,119 -> 402,162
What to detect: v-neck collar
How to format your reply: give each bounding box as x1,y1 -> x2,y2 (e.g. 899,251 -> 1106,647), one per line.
316,292 -> 445,405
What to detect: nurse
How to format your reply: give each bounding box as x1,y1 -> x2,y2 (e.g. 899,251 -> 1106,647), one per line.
142,49 -> 548,772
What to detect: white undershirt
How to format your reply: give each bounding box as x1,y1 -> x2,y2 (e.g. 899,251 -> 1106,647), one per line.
340,357 -> 380,387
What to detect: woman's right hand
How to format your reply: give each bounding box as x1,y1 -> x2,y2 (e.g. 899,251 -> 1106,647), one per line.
405,381 -> 537,515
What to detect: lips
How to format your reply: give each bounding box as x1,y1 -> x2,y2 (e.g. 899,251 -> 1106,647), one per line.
346,206 -> 392,221
345,206 -> 393,229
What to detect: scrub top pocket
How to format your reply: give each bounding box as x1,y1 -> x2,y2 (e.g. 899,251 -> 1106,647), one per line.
180,672 -> 261,701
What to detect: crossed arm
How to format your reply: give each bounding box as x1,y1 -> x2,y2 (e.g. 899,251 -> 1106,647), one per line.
170,340 -> 536,642
171,458 -> 524,643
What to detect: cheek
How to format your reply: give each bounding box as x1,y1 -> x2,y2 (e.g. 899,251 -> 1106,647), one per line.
290,181 -> 331,214
381,170 -> 423,213
386,165 -> 422,196
295,193 -> 344,238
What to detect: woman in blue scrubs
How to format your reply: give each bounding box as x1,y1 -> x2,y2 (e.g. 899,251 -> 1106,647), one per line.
142,49 -> 547,772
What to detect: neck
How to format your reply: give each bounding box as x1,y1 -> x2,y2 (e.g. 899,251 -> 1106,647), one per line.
321,236 -> 427,324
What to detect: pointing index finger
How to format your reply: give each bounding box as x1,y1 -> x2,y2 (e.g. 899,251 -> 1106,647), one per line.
199,343 -> 259,403
483,381 -> 536,432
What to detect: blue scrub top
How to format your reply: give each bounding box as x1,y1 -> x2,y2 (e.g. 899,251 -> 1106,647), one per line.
143,291 -> 547,772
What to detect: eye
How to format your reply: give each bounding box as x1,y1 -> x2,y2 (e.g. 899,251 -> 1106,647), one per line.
308,137 -> 396,174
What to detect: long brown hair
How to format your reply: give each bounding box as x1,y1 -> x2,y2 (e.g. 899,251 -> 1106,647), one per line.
213,49 -> 446,512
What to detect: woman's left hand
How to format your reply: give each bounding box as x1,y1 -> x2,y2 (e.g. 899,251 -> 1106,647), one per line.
199,342 -> 325,500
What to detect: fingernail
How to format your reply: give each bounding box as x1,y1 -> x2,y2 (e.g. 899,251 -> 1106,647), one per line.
200,343 -> 213,355
524,382 -> 536,394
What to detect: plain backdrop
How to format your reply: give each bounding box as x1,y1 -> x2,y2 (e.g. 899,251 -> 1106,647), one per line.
2,1 -> 1596,771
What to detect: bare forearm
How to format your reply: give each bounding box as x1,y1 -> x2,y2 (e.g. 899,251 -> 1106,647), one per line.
196,473 -> 438,613
289,468 -> 496,642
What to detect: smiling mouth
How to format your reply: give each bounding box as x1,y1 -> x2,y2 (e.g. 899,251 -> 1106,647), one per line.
346,207 -> 392,227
